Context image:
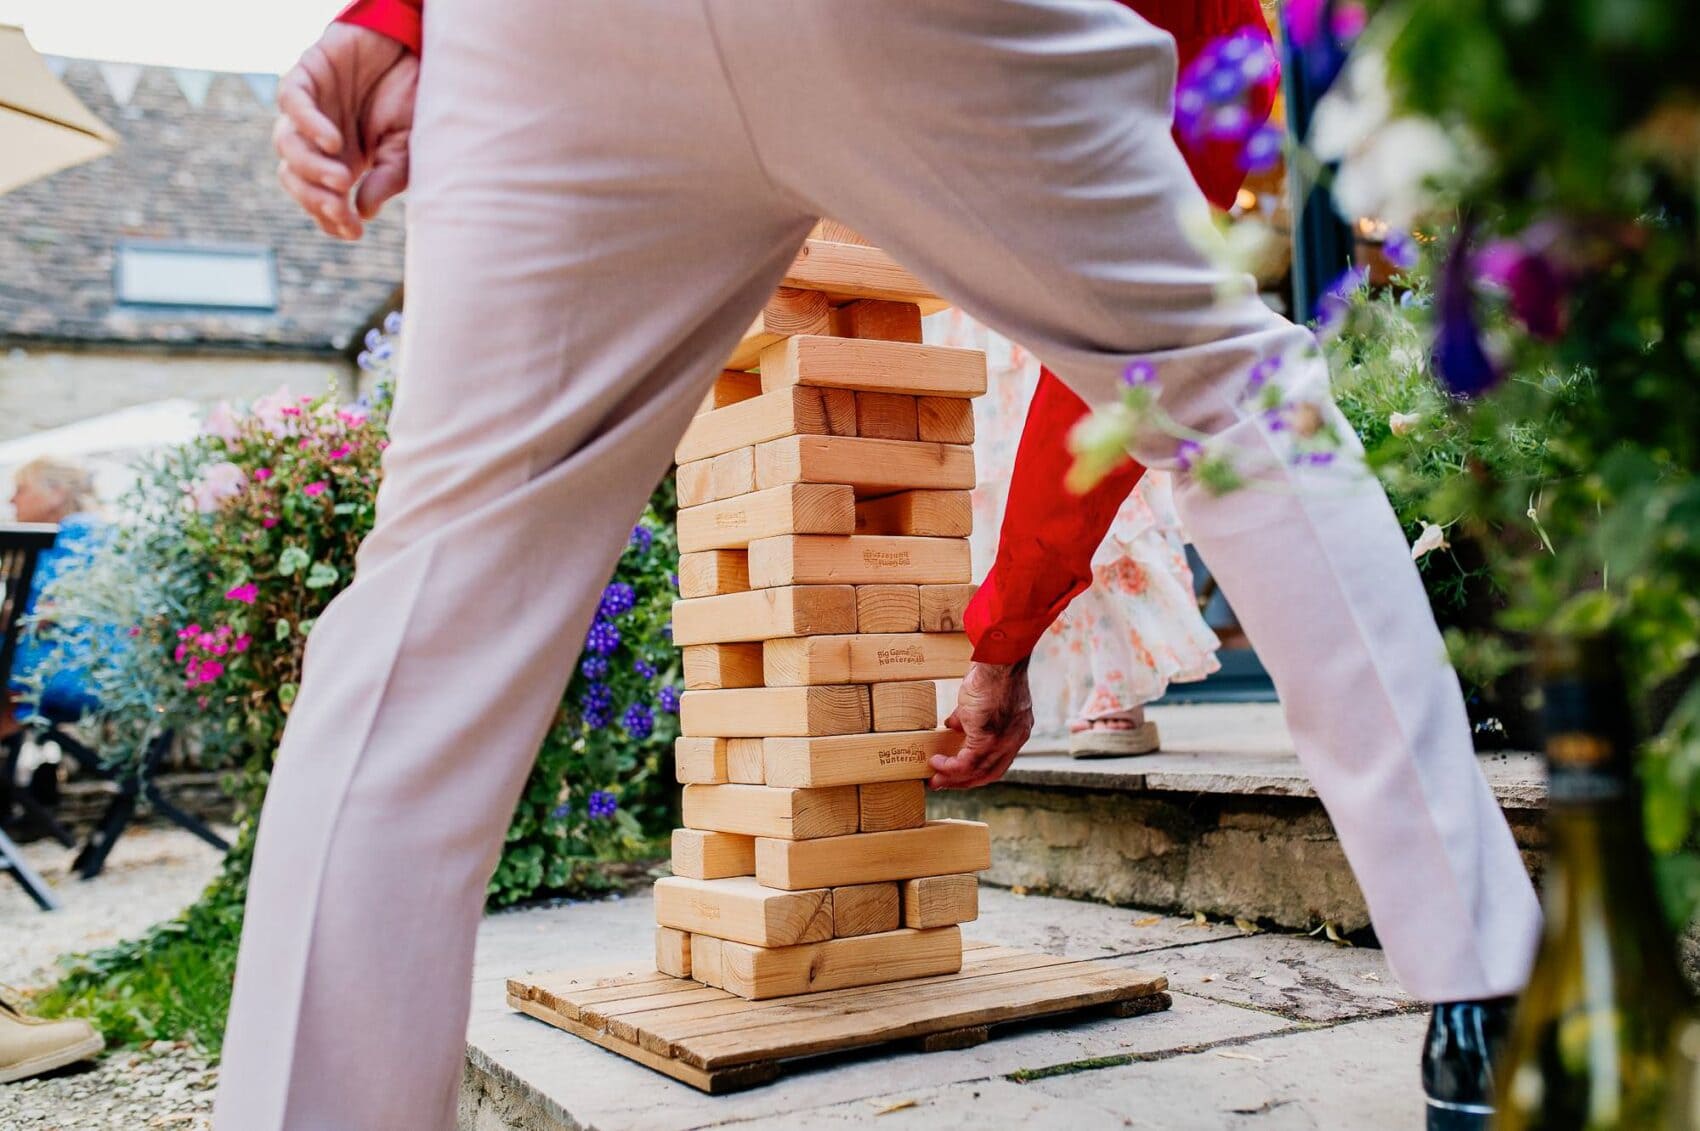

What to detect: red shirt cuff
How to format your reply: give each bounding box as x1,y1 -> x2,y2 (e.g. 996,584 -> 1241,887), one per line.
336,0 -> 423,53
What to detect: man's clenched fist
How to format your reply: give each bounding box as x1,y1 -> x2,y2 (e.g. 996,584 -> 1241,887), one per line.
274,23 -> 418,240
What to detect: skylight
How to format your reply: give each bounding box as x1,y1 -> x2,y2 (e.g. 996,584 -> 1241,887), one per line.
115,242 -> 278,310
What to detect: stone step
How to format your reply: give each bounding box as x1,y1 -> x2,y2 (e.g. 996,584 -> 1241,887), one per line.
928,703 -> 1544,937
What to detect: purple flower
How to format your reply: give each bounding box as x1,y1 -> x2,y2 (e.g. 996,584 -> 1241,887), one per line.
584,618 -> 621,656
1240,122 -> 1285,173
1432,235 -> 1501,397
621,702 -> 654,741
551,801 -> 571,820
598,582 -> 636,619
669,573 -> 680,591
658,685 -> 680,714
1283,0 -> 1363,90
1175,440 -> 1203,472
1316,265 -> 1367,332
1121,360 -> 1158,388
382,310 -> 404,336
1476,239 -> 1568,341
634,660 -> 657,680
587,790 -> 618,820
583,706 -> 611,729
580,655 -> 608,680
628,525 -> 653,554
581,682 -> 613,714
1383,231 -> 1419,271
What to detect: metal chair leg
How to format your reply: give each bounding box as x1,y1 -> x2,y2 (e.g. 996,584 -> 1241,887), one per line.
0,824 -> 59,911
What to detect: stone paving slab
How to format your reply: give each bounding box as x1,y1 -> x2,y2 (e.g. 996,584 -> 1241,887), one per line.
464,887 -> 1422,1130
1010,703 -> 1544,808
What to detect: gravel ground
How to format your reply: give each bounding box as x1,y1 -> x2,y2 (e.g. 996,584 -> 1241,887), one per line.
2,826 -> 228,1130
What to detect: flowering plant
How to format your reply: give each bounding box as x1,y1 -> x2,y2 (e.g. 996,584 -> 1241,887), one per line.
1070,0 -> 1700,912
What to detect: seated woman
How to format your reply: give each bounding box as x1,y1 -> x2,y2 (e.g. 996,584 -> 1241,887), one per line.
6,456 -> 109,731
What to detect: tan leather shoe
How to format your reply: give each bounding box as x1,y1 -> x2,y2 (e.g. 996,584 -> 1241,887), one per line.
0,996 -> 103,1084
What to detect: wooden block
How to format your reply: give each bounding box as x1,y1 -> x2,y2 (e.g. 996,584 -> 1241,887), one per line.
654,876 -> 833,948
760,336 -> 987,399
676,459 -> 716,508
762,633 -> 972,687
725,288 -> 835,370
676,386 -> 856,465
854,392 -> 919,441
726,738 -> 765,785
681,783 -> 860,840
678,448 -> 758,509
680,685 -> 871,738
831,883 -> 901,937
859,781 -> 927,832
672,585 -> 857,646
755,820 -> 990,890
810,219 -> 874,247
677,551 -> 749,599
675,737 -> 729,784
856,585 -> 920,633
677,483 -> 854,554
782,240 -> 947,312
763,730 -> 961,788
902,874 -> 980,929
917,397 -> 975,444
655,927 -> 692,978
919,584 -> 977,633
756,436 -> 975,495
711,448 -> 756,500
829,299 -> 924,343
696,370 -> 764,415
871,681 -> 938,732
747,535 -> 971,590
854,491 -> 972,538
671,828 -> 756,880
681,643 -> 764,691
689,934 -> 726,988
715,926 -> 963,1000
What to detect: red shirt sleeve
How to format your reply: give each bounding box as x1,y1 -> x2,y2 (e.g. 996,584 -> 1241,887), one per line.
336,0 -> 423,54
964,0 -> 1273,664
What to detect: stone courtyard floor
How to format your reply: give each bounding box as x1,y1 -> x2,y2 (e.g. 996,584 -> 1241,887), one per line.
3,826 -> 1431,1130
467,889 -> 1429,1130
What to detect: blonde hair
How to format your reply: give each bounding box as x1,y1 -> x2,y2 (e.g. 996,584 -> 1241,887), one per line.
17,456 -> 96,515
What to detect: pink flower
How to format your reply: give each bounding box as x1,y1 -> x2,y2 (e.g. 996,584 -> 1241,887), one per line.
198,659 -> 225,682
253,467 -> 273,481
233,634 -> 253,653
327,444 -> 352,460
225,583 -> 259,605
263,515 -> 278,529
201,401 -> 241,442
128,625 -> 142,638
338,411 -> 368,428
250,385 -> 299,437
212,643 -> 229,656
304,481 -> 329,497
280,404 -> 302,418
190,461 -> 247,513
174,644 -> 188,662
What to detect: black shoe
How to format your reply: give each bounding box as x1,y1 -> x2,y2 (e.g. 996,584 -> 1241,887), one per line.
1423,998 -> 1515,1129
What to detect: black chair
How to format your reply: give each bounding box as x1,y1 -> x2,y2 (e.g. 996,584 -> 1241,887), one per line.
0,524 -> 64,909
0,525 -> 229,889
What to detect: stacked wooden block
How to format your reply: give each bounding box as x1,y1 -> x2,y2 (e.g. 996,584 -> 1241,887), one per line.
658,231 -> 992,1001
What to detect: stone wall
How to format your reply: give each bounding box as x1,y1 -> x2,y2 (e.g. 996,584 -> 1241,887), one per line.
930,785 -> 1548,935
0,345 -> 356,442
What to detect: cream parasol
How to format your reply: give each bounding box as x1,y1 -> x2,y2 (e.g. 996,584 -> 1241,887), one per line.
0,23 -> 118,195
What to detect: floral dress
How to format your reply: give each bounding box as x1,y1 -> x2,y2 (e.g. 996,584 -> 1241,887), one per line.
925,310 -> 1221,738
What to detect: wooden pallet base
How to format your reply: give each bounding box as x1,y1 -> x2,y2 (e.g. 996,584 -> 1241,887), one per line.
506,941 -> 1170,1094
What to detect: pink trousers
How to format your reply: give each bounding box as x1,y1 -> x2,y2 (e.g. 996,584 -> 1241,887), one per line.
215,2 -> 1538,1126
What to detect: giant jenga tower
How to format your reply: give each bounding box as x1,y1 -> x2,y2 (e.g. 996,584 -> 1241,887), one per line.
656,224 -> 992,1001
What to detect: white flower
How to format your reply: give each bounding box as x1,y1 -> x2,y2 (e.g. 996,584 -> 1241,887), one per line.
190,461 -> 246,513
1309,35 -> 1468,229
1389,411 -> 1422,436
1411,522 -> 1450,560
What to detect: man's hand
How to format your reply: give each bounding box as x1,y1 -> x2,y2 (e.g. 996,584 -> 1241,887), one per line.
274,23 -> 419,240
929,660 -> 1034,790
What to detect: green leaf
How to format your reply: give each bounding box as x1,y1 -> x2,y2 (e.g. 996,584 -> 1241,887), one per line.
274,619 -> 292,642
332,502 -> 357,516
304,562 -> 340,590
277,546 -> 311,577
